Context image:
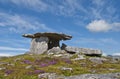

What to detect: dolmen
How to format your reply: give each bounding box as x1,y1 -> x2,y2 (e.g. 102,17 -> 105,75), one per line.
23,32 -> 102,56
23,32 -> 72,54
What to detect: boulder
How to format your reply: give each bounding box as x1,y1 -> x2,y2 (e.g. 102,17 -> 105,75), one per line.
82,48 -> 102,57
61,43 -> 102,56
61,43 -> 78,54
47,47 -> 63,54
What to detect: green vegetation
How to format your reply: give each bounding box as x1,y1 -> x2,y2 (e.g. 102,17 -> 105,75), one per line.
0,54 -> 120,79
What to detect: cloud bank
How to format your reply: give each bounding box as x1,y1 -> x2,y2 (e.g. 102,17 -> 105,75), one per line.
0,12 -> 54,33
86,20 -> 120,32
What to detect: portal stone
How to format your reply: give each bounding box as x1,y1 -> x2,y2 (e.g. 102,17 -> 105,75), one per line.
30,37 -> 49,54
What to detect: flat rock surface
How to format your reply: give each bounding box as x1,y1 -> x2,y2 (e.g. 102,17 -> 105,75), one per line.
65,73 -> 120,79
23,32 -> 72,40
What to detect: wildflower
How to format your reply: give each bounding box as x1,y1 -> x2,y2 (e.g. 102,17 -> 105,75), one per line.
23,60 -> 32,64
5,70 -> 13,75
64,58 -> 72,64
48,60 -> 57,65
34,70 -> 45,74
40,63 -> 48,67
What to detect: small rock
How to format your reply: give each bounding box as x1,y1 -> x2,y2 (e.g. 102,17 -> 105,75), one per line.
0,67 -> 6,70
108,68 -> 116,71
25,65 -> 34,69
7,63 -> 15,67
38,73 -> 56,79
0,62 -> 9,65
80,63 -> 86,67
53,54 -> 63,57
61,54 -> 73,58
72,55 -> 85,60
59,67 -> 73,72
107,55 -> 120,63
89,57 -> 107,64
14,58 -> 22,62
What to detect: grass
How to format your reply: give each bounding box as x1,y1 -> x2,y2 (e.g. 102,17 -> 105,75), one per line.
0,54 -> 120,79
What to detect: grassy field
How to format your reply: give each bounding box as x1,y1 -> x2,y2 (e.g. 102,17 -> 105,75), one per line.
0,54 -> 120,79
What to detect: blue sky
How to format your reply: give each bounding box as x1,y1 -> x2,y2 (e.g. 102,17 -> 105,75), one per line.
0,0 -> 120,56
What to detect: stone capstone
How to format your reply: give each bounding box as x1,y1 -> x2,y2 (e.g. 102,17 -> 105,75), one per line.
30,37 -> 49,54
23,32 -> 72,40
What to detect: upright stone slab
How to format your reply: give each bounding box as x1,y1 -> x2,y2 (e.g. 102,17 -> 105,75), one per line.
30,37 -> 49,54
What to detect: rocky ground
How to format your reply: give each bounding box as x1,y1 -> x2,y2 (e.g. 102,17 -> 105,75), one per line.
0,52 -> 120,79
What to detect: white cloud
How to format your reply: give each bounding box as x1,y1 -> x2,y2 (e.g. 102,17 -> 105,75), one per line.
0,46 -> 28,51
54,0 -> 87,16
0,53 -> 13,57
86,20 -> 120,32
113,53 -> 120,56
92,0 -> 105,6
0,0 -> 88,17
1,0 -> 48,12
102,53 -> 107,56
0,12 -> 54,33
86,20 -> 111,32
112,22 -> 120,31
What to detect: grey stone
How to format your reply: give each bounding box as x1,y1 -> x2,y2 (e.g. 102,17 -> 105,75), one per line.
61,54 -> 73,58
65,73 -> 120,79
25,65 -> 34,69
14,58 -> 22,62
0,62 -> 9,65
53,54 -> 63,57
47,47 -> 62,54
38,73 -> 64,79
81,48 -> 102,56
72,55 -> 85,60
61,44 -> 102,56
107,55 -> 120,63
0,67 -> 6,70
89,57 -> 107,64
59,67 -> 73,72
30,37 -> 49,54
23,32 -> 72,40
7,63 -> 15,67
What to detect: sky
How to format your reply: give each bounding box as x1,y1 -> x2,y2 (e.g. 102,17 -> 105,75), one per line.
0,0 -> 120,56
